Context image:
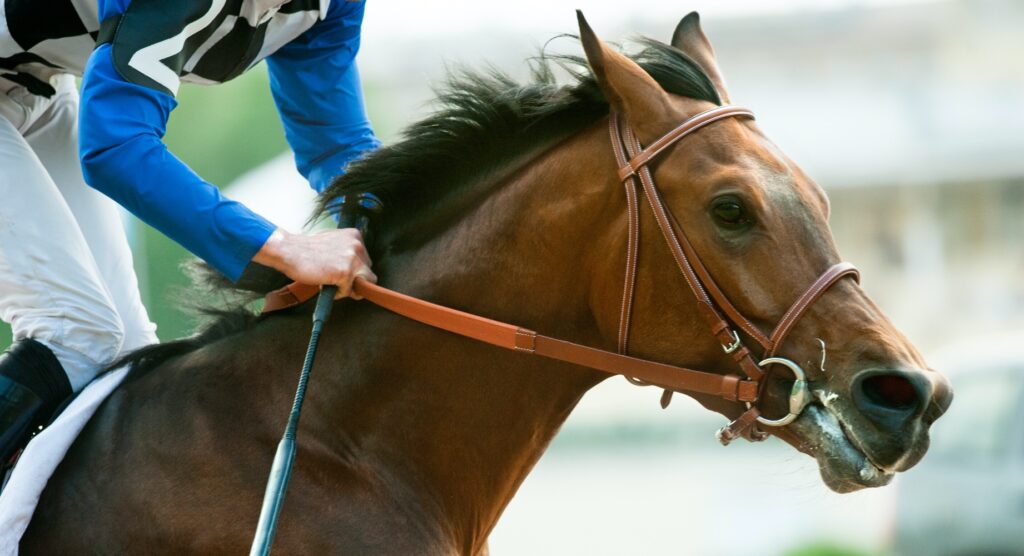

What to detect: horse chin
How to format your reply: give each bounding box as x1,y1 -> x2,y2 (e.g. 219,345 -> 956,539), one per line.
789,404 -> 894,493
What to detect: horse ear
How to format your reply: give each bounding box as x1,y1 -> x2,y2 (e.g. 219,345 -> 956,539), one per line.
672,12 -> 731,103
577,11 -> 675,141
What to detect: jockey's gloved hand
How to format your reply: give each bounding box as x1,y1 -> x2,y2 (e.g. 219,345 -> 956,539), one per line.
252,228 -> 377,299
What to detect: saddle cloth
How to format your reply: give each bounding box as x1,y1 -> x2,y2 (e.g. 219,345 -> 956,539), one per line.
0,366 -> 129,555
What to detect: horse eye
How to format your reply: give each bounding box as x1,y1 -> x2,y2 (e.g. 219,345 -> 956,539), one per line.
711,200 -> 750,230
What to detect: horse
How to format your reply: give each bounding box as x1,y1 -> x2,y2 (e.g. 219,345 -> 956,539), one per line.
22,12 -> 951,554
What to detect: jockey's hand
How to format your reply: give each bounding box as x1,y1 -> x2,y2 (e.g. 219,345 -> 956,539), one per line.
253,228 -> 377,299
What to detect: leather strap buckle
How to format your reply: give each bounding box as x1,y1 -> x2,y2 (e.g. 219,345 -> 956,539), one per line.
720,329 -> 741,354
716,407 -> 768,446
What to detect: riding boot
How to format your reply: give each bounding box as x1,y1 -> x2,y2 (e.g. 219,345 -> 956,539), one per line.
0,339 -> 72,465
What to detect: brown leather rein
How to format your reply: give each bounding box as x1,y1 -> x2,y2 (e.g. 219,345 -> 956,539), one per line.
263,105 -> 859,445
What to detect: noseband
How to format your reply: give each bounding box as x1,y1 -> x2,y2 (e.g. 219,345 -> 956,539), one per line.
263,105 -> 859,445
608,105 -> 858,443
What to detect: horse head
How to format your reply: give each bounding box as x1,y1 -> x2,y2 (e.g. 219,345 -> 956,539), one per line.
578,12 -> 952,492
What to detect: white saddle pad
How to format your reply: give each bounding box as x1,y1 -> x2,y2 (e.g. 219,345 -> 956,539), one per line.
0,367 -> 129,555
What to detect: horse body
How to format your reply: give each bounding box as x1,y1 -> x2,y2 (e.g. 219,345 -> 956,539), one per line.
21,12 -> 951,553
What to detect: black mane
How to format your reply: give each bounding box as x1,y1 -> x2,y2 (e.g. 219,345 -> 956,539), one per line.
114,37 -> 720,376
316,38 -> 719,238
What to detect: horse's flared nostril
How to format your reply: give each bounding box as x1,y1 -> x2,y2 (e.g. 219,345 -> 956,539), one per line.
852,370 -> 929,431
863,374 -> 918,410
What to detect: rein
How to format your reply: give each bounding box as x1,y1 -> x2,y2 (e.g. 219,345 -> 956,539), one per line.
263,105 -> 859,445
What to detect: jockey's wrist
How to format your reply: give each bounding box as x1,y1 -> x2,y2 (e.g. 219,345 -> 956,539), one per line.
252,228 -> 292,271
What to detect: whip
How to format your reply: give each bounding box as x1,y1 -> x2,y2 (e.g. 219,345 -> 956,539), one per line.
249,192 -> 383,556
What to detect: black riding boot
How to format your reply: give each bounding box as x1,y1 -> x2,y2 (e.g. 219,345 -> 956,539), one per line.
0,339 -> 72,465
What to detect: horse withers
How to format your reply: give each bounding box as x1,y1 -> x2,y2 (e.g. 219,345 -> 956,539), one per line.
22,11 -> 951,554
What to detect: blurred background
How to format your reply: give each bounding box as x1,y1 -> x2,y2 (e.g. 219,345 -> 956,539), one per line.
3,0 -> 1023,554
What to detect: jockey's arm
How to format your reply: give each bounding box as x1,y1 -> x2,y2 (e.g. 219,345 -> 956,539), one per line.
255,0 -> 382,293
264,0 -> 381,194
78,0 -> 378,297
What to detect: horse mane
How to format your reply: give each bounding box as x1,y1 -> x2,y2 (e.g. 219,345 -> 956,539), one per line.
114,37 -> 720,377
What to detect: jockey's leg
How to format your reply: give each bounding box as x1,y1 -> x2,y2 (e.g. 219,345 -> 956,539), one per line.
23,76 -> 159,355
0,81 -> 126,459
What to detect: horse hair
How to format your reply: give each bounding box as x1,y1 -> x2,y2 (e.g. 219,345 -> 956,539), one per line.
112,37 -> 720,377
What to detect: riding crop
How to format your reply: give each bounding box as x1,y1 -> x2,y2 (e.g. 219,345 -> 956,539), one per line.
250,193 -> 383,556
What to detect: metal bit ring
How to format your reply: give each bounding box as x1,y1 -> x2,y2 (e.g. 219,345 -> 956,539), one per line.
745,357 -> 811,427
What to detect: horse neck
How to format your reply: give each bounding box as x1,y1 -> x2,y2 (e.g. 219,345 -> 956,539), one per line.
314,121 -> 622,551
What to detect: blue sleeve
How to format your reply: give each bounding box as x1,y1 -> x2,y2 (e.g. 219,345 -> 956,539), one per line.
79,45 -> 276,281
80,2 -> 276,282
266,0 -> 380,193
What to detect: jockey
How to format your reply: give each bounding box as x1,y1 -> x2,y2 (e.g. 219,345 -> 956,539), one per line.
0,0 -> 378,463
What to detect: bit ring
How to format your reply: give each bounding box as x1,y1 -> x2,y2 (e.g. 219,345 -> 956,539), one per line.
745,357 -> 811,427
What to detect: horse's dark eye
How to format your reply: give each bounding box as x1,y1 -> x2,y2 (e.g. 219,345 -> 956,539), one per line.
711,200 -> 751,230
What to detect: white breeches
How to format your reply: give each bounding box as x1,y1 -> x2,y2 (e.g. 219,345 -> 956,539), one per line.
0,76 -> 158,391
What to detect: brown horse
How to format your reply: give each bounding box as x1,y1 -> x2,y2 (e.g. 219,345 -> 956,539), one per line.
23,12 -> 951,554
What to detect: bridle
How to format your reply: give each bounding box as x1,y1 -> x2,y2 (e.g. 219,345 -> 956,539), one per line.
263,104 -> 860,445
607,105 -> 858,442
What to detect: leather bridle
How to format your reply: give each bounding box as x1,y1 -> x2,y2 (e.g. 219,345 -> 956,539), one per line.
607,105 -> 858,442
263,105 -> 860,445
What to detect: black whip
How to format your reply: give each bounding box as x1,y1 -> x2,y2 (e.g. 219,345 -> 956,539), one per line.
250,192 -> 383,556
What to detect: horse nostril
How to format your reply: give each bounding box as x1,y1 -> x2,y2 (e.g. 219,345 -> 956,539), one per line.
861,374 -> 918,411
852,370 -> 929,431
